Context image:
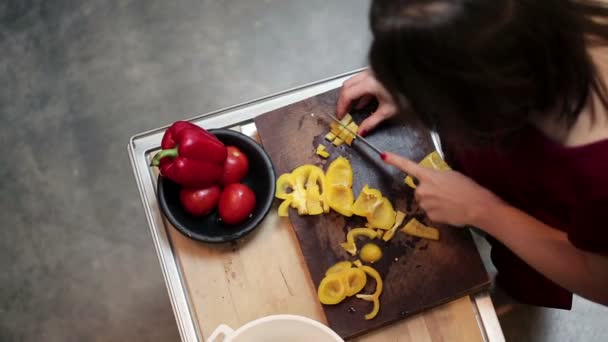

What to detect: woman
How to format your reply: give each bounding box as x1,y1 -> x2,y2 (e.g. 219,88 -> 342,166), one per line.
337,0 -> 608,309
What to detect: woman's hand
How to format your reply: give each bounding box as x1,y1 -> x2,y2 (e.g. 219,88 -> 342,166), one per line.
382,152 -> 503,227
336,69 -> 399,136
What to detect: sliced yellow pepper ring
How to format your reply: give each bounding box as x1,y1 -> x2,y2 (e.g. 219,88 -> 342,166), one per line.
360,243 -> 382,263
355,265 -> 383,320
401,218 -> 440,241
357,295 -> 380,320
343,268 -> 367,296
353,259 -> 363,268
325,157 -> 354,217
340,228 -> 379,256
325,261 -> 352,275
405,151 -> 451,189
318,273 -> 347,305
382,211 -> 407,241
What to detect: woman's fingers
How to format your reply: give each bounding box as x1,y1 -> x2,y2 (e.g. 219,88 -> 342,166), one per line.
381,152 -> 431,181
337,81 -> 372,118
355,95 -> 373,110
358,105 -> 394,136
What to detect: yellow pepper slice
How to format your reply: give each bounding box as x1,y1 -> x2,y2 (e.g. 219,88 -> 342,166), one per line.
275,173 -> 295,200
405,151 -> 451,188
318,273 -> 347,305
325,261 -> 352,275
306,184 -> 324,215
382,211 -> 407,241
325,132 -> 336,142
277,196 -> 292,217
368,197 -> 396,230
325,157 -> 354,216
401,218 -> 440,240
352,185 -> 396,229
332,137 -> 344,146
360,243 -> 382,263
340,228 -> 378,256
355,265 -> 383,320
351,185 -> 383,217
343,268 -> 367,296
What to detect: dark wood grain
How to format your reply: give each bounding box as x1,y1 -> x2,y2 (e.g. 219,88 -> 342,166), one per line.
254,89 -> 490,339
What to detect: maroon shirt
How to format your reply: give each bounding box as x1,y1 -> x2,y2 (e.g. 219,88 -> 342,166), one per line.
452,125 -> 608,309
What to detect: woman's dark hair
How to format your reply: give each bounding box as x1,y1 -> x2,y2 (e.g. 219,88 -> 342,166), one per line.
369,0 -> 608,144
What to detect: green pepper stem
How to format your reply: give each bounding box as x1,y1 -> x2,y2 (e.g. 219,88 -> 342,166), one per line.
150,147 -> 178,167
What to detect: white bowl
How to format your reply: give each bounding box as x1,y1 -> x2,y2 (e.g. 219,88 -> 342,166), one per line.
207,315 -> 344,342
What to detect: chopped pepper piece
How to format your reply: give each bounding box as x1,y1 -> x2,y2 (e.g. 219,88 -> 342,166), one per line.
355,265 -> 383,320
368,197 -> 396,230
352,185 -> 383,217
340,228 -> 378,255
277,196 -> 292,217
352,185 -> 396,229
318,273 -> 347,305
360,243 -> 382,263
325,157 -> 354,216
332,137 -> 344,146
382,211 -> 407,241
405,151 -> 451,189
325,132 -> 337,142
316,144 -> 330,159
344,122 -> 359,146
401,218 -> 440,240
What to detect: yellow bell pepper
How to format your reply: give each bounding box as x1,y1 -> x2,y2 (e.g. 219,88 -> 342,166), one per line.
275,165 -> 327,216
405,151 -> 451,188
401,218 -> 440,241
352,185 -> 396,229
382,211 -> 407,241
325,157 -> 354,216
352,185 -> 383,216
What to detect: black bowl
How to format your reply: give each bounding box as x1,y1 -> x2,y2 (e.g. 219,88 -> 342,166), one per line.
157,129 -> 276,243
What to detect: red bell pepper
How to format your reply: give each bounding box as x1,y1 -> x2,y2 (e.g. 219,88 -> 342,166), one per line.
151,121 -> 227,187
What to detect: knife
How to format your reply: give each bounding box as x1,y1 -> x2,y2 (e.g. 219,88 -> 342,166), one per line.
319,112 -> 384,156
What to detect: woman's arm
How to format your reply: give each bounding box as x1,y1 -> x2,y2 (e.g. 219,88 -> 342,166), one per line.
475,201 -> 608,305
381,151 -> 608,305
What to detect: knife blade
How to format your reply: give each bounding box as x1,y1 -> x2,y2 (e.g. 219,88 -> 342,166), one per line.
319,112 -> 383,156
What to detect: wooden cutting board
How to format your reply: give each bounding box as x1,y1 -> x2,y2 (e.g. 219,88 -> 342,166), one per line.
254,89 -> 490,339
